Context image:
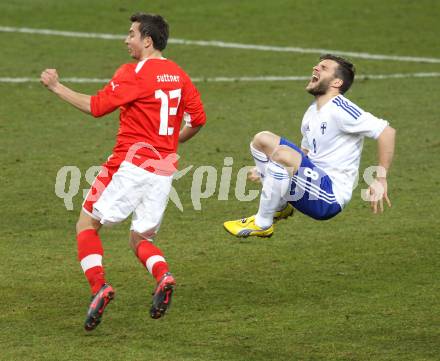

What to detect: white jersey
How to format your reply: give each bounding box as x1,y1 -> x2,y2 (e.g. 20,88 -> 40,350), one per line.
300,94 -> 388,208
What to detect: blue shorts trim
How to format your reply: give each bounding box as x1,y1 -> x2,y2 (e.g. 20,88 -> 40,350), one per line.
280,137 -> 342,220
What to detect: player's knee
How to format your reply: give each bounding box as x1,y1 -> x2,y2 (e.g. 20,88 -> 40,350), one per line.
129,227 -> 157,251
129,231 -> 143,253
271,145 -> 302,169
252,131 -> 280,154
76,211 -> 101,235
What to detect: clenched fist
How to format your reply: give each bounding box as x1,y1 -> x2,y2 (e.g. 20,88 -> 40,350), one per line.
40,69 -> 60,91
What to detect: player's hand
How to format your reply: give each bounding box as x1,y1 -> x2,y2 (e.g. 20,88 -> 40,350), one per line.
367,177 -> 391,214
40,69 -> 60,91
247,167 -> 261,183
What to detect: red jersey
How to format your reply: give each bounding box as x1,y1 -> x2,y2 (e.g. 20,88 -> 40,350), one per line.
90,58 -> 206,172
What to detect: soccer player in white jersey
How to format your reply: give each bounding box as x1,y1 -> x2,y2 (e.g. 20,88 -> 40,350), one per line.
224,54 -> 396,237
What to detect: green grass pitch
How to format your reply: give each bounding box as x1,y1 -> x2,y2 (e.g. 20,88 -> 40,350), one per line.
0,1 -> 439,360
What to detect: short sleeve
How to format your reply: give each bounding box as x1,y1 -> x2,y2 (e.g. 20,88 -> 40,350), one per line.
90,64 -> 144,117
338,111 -> 389,139
181,74 -> 206,127
333,98 -> 389,139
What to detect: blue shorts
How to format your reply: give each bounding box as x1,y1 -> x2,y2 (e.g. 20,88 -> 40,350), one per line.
280,138 -> 342,220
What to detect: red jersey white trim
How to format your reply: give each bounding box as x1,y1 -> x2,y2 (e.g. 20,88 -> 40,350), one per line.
90,58 -> 206,170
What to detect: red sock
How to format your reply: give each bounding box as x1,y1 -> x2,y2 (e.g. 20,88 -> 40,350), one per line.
136,240 -> 169,282
77,229 -> 106,294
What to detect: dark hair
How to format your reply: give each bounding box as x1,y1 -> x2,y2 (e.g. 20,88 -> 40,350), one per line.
320,54 -> 355,94
130,13 -> 169,51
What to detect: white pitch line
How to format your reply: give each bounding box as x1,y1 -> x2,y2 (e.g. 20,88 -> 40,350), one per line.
1,26 -> 440,64
2,73 -> 440,84
0,77 -> 109,83
0,26 -> 125,40
195,73 -> 440,82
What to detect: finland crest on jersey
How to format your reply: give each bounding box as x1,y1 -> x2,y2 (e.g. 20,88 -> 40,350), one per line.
300,94 -> 389,208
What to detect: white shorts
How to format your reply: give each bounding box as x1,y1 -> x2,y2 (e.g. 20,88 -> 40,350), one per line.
83,160 -> 173,239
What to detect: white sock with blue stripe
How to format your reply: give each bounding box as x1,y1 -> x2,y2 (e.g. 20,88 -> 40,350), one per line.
255,160 -> 291,228
250,143 -> 269,178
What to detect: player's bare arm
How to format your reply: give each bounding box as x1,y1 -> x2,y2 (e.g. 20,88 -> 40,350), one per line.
179,124 -> 202,143
40,69 -> 91,114
369,125 -> 396,214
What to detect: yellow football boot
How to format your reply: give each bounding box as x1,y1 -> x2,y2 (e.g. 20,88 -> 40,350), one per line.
223,215 -> 273,238
273,203 -> 294,222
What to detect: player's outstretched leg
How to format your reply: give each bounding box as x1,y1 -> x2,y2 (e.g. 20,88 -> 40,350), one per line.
84,283 -> 115,331
76,212 -> 114,331
224,145 -> 301,238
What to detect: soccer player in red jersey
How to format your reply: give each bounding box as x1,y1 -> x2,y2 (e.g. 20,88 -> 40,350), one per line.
41,13 -> 206,331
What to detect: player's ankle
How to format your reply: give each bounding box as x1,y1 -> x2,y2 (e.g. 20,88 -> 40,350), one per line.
254,215 -> 273,229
